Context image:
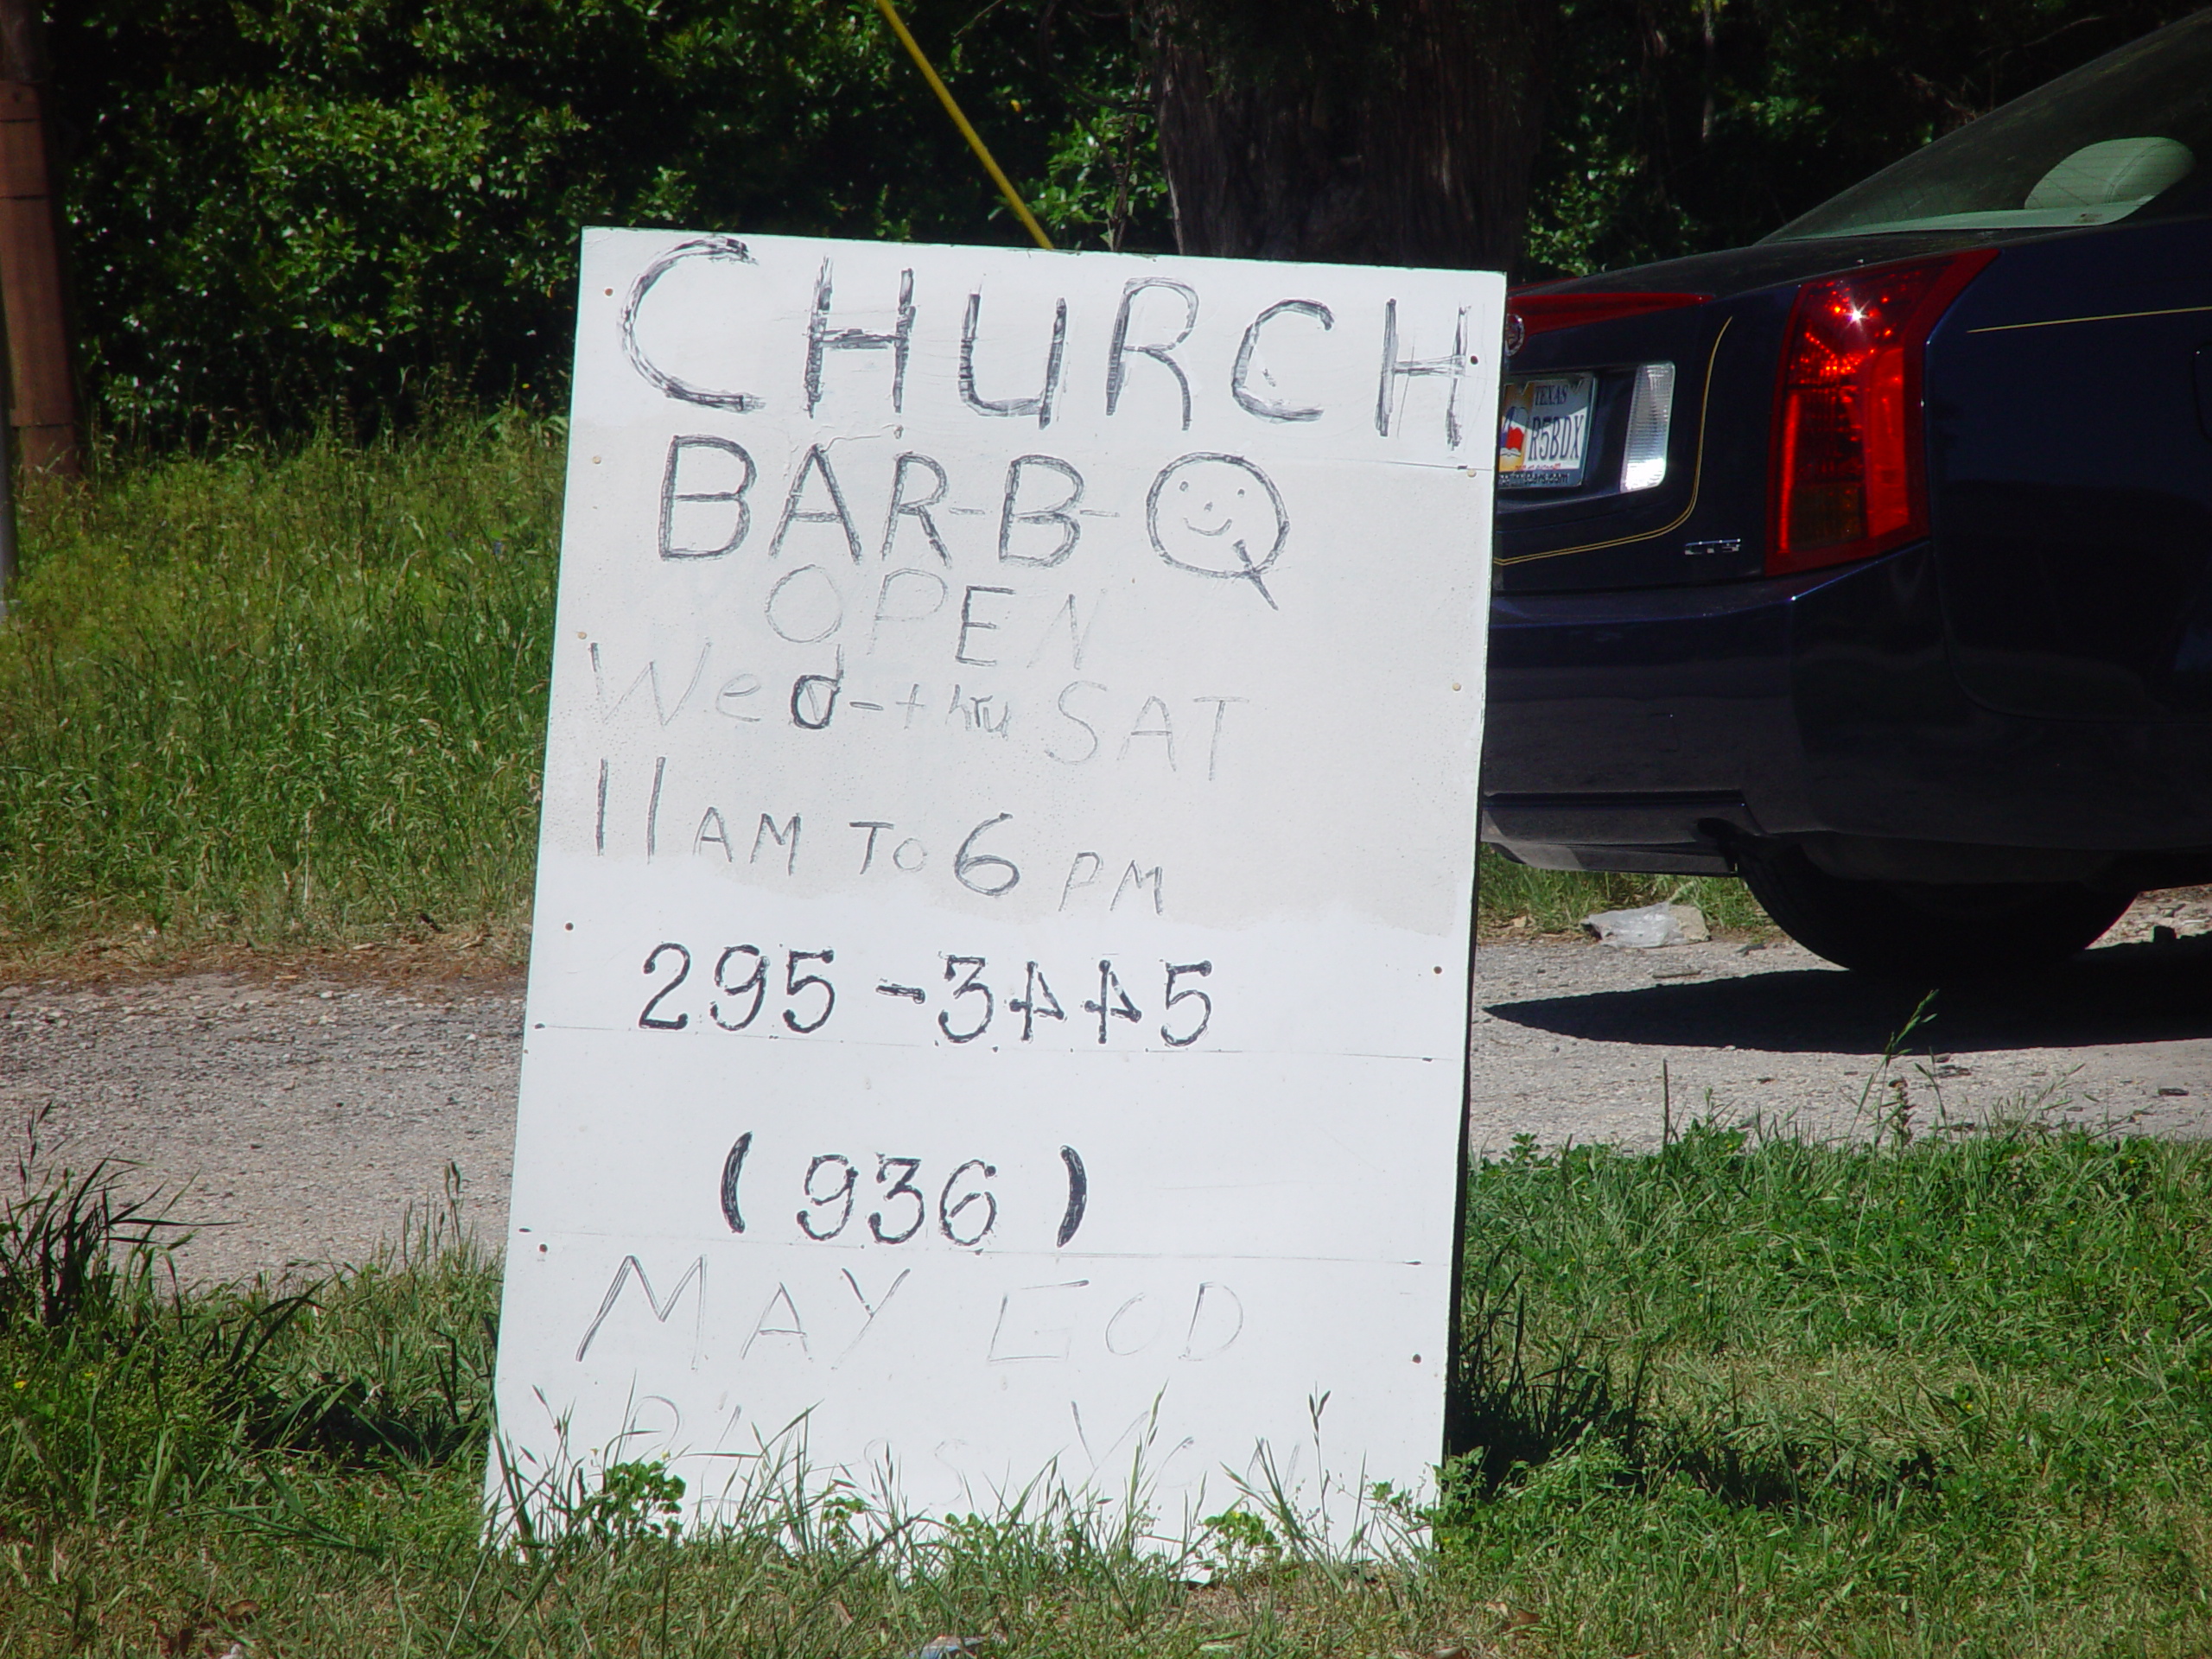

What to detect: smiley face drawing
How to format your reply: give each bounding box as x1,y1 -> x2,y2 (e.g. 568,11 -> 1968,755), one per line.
1145,453 -> 1288,610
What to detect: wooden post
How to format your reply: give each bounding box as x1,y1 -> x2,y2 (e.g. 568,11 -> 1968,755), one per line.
0,0 -> 77,478
0,291 -> 16,615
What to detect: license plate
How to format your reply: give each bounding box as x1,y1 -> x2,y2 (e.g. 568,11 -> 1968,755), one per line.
1498,372 -> 1595,488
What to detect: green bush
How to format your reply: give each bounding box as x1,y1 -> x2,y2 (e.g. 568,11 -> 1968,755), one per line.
54,0 -> 1168,439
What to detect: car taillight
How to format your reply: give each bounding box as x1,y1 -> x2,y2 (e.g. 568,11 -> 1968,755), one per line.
1508,290 -> 1710,346
1768,250 -> 1996,575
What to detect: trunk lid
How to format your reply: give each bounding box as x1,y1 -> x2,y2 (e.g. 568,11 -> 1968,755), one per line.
1498,229 -> 2065,595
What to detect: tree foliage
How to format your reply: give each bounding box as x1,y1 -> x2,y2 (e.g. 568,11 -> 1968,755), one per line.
1522,0 -> 2210,278
51,0 -> 1168,439
41,0 -> 2212,438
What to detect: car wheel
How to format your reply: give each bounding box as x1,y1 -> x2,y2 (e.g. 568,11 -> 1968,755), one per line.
1736,845 -> 2135,980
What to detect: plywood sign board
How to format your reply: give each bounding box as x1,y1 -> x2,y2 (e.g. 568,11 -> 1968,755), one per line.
493,229 -> 1503,1538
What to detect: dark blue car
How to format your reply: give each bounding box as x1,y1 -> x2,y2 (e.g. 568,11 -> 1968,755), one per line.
1483,7 -> 2212,977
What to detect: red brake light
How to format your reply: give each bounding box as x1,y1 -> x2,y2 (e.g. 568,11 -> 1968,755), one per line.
1768,250 -> 1997,576
1509,290 -> 1711,340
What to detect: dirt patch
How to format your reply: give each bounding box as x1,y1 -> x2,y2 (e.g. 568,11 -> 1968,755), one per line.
0,967 -> 520,1284
0,928 -> 531,995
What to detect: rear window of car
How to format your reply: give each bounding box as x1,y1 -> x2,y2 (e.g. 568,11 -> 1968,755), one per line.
1766,10 -> 2212,242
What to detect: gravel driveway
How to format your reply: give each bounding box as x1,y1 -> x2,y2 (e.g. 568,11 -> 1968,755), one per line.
7,893 -> 2209,1284
0,969 -> 524,1284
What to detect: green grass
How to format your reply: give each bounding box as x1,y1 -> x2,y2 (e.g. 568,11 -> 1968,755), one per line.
0,423 -> 1765,958
1447,1119 -> 2212,1652
1478,850 -> 1772,938
0,416 -> 563,956
3,1111 -> 2209,1656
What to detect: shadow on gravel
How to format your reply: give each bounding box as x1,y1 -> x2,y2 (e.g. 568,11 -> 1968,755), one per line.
1484,933 -> 2212,1056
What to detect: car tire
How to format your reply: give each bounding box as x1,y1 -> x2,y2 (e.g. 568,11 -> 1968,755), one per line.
1736,845 -> 2136,980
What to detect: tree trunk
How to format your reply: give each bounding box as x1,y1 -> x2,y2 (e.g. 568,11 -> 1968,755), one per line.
1144,0 -> 1557,272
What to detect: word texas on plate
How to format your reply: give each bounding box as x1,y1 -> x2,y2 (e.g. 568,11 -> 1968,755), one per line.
493,229 -> 1503,1539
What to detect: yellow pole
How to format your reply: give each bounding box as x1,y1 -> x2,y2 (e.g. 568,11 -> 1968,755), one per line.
869,0 -> 1055,251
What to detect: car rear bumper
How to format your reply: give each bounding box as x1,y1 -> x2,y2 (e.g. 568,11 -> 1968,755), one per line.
1481,543 -> 2212,880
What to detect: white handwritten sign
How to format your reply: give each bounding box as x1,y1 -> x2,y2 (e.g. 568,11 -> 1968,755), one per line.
492,230 -> 1503,1535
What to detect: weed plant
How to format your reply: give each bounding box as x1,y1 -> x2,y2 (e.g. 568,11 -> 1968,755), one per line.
0,1115 -> 2206,1654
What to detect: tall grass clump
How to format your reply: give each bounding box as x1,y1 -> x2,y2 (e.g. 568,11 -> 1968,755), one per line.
0,412 -> 563,954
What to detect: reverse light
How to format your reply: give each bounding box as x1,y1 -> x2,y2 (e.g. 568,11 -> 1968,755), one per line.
1620,362 -> 1676,493
1768,250 -> 1997,575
